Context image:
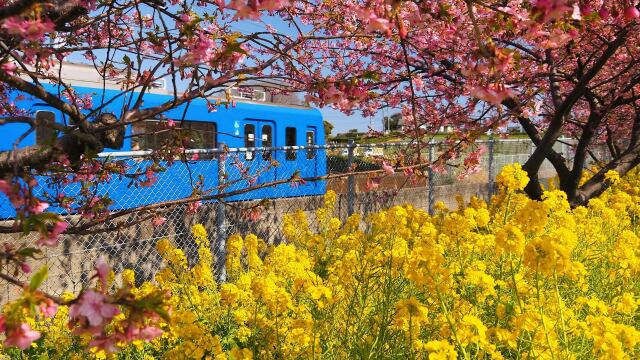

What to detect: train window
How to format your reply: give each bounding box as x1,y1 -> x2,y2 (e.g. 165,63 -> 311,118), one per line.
286,127 -> 296,160
182,121 -> 217,150
132,121 -> 167,150
262,125 -> 272,160
132,120 -> 217,155
244,124 -> 255,161
35,111 -> 56,145
306,130 -> 315,159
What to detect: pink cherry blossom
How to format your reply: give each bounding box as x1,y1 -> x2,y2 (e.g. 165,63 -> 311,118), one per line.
0,180 -> 23,209
355,8 -> 392,36
152,216 -> 167,227
139,326 -> 163,341
83,50 -> 97,60
89,335 -> 121,353
468,85 -> 516,105
598,7 -> 611,20
1,17 -> 26,35
95,256 -> 110,289
229,0 -> 261,20
365,177 -> 381,191
23,19 -> 55,41
382,161 -> 394,176
30,200 -> 49,214
37,221 -> 68,247
140,167 -> 158,187
625,7 -> 640,20
322,85 -> 343,105
1,62 -> 17,76
4,323 -> 41,350
244,206 -> 263,222
125,325 -> 163,341
229,0 -> 291,20
88,325 -> 162,353
187,200 -> 202,214
532,0 -> 572,22
178,32 -> 216,65
39,298 -> 58,318
2,17 -> 55,41
0,179 -> 10,194
81,94 -> 93,109
179,13 -> 193,23
69,290 -> 120,329
366,17 -> 391,35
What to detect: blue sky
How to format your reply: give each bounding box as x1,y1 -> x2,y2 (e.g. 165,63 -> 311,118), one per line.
320,107 -> 386,135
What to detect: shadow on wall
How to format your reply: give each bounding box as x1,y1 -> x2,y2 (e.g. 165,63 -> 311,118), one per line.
1,181 -> 496,302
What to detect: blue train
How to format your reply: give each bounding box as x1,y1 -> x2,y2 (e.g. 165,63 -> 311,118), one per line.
0,83 -> 327,218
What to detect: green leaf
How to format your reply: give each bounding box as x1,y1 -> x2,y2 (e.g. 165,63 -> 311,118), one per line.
154,307 -> 171,322
29,266 -> 48,292
361,70 -> 379,81
223,40 -> 248,56
17,247 -> 41,259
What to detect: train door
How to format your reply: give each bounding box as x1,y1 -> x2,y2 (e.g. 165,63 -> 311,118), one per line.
240,119 -> 276,199
278,125 -> 316,195
302,126 -> 318,190
258,122 -> 276,187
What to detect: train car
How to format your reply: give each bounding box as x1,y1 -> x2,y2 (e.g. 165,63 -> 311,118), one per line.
0,78 -> 327,218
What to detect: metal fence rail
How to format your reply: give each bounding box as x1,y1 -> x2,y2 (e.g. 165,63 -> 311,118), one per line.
0,137 -> 588,300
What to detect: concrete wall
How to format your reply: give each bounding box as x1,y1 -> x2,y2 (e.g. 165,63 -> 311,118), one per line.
1,181 -> 494,302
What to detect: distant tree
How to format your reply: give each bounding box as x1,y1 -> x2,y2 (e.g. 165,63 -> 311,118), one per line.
382,113 -> 402,132
323,120 -> 334,139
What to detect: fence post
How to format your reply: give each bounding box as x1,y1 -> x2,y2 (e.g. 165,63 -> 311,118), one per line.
215,142 -> 227,282
487,136 -> 495,199
428,140 -> 435,215
347,139 -> 355,216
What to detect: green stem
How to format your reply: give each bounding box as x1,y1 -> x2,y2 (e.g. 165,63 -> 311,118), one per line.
437,291 -> 470,360
409,313 -> 414,360
509,258 -> 524,313
535,265 -> 555,359
553,270 -> 569,359
503,193 -> 512,225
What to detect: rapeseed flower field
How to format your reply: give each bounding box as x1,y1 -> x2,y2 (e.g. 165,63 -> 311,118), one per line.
3,164 -> 640,359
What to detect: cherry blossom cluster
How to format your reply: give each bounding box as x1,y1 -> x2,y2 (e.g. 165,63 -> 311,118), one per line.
1,256 -> 169,352
67,257 -> 167,352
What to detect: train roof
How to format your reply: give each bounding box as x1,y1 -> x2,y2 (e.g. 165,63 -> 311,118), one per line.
33,83 -> 323,124
28,62 -> 310,108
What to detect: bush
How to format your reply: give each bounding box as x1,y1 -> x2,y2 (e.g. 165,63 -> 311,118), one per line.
2,165 -> 640,359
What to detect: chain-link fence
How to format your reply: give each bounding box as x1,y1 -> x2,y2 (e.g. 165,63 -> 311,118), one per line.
1,137 -> 582,301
